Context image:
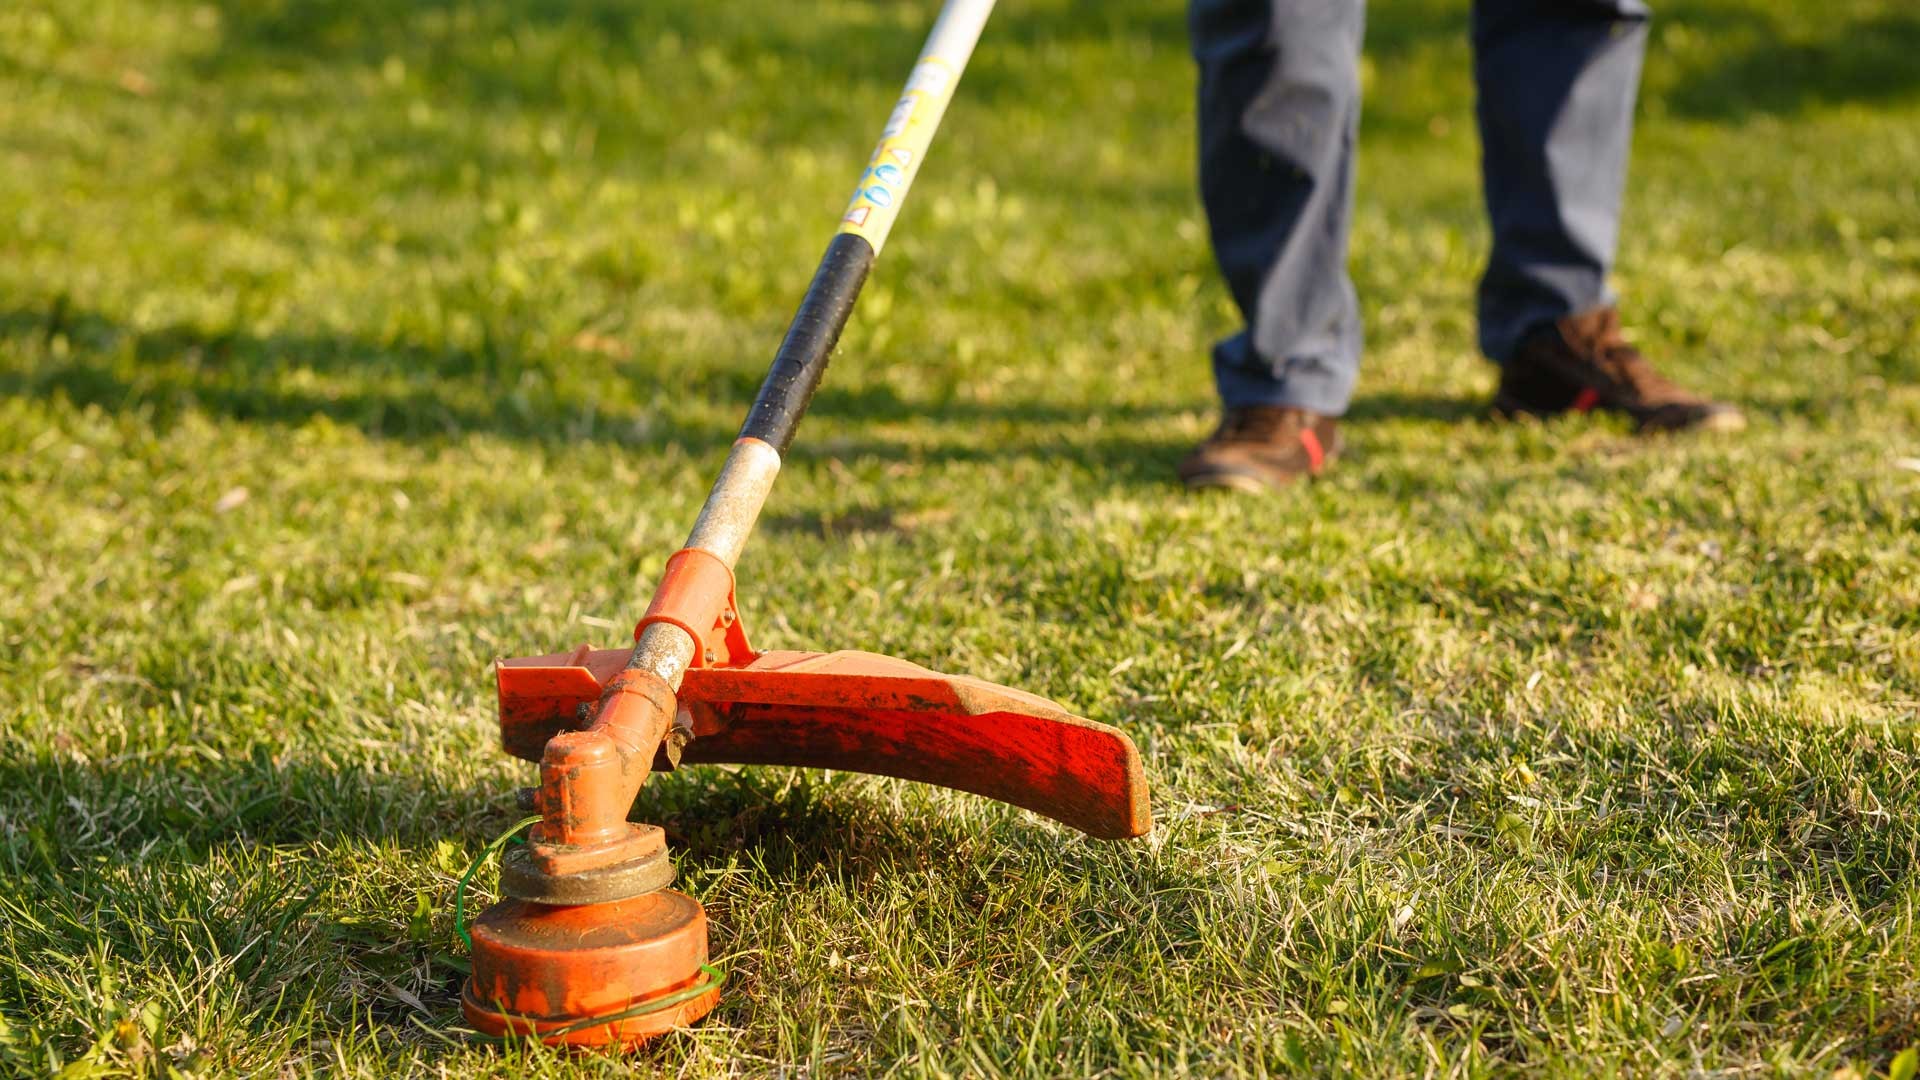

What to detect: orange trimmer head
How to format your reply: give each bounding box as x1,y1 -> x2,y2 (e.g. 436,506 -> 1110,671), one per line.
463,891 -> 720,1047
455,0 -> 1150,1049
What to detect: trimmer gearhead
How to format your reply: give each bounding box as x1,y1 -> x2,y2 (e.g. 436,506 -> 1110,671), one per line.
452,0 -> 1150,1051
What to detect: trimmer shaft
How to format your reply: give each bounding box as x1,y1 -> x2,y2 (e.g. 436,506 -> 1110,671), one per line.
456,0 -> 1149,1050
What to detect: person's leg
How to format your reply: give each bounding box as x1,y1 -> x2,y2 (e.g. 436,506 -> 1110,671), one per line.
1473,0 -> 1742,432
1191,0 -> 1366,417
1471,0 -> 1649,364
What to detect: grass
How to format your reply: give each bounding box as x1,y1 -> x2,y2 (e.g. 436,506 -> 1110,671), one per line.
1,0 -> 1917,1074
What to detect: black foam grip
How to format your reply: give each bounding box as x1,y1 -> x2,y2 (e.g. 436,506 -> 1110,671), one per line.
738,232 -> 876,453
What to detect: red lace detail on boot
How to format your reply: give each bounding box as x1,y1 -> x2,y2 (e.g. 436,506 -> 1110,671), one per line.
1299,428 -> 1326,474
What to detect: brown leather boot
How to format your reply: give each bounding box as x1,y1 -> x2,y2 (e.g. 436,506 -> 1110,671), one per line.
1494,307 -> 1745,433
1178,405 -> 1340,492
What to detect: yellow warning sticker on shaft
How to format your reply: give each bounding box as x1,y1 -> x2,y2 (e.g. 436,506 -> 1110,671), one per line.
837,58 -> 956,254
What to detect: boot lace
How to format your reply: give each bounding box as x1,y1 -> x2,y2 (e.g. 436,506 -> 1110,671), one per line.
1569,309 -> 1686,402
1215,406 -> 1306,443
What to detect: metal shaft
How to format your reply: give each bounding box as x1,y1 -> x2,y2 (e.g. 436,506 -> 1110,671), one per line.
629,0 -> 997,687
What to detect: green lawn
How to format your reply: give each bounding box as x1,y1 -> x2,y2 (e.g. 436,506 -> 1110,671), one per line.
3,0 -> 1918,1075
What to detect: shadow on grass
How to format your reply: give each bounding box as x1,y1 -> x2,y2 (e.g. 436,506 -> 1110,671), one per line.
182,0 -> 1488,161
1658,3 -> 1920,119
1,740 -> 1219,1055
1344,390 -> 1487,425
0,302 -> 739,448
0,749 -> 507,861
0,747 -> 519,1040
195,0 -> 1192,101
640,766 -> 1084,891
0,302 -> 1199,489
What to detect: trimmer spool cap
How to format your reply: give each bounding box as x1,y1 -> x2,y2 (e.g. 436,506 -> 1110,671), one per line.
461,889 -> 720,1047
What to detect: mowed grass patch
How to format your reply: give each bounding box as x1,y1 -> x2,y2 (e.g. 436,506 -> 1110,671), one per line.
1,0 -> 1917,1075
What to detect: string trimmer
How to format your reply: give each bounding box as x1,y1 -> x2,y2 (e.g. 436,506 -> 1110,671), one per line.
456,0 -> 1151,1049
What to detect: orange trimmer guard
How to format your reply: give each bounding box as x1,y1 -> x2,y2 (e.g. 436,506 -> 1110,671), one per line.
498,647 -> 1152,840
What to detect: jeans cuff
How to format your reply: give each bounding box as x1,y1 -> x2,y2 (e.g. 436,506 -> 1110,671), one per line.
1211,334 -> 1355,416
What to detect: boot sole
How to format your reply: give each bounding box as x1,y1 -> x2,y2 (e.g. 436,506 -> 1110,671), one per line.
1179,445 -> 1342,494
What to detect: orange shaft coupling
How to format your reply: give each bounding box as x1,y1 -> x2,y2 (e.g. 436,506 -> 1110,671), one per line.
522,438 -> 779,869
535,669 -> 675,848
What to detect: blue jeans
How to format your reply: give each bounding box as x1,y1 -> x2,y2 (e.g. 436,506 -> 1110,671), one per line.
1191,0 -> 1651,415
